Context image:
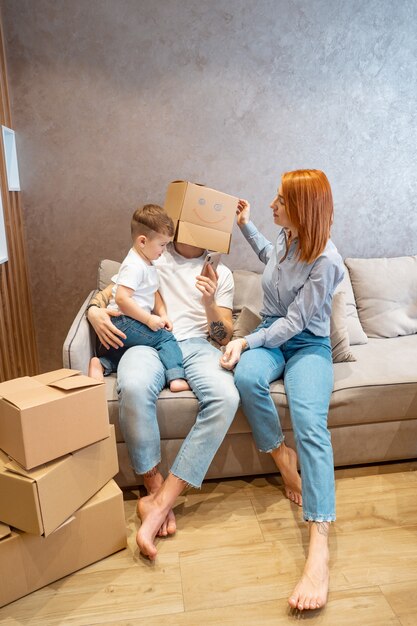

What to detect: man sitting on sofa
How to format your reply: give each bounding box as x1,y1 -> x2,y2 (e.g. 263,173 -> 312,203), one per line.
87,239 -> 241,559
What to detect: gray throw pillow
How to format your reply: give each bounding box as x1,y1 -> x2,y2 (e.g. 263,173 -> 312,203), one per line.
346,255 -> 417,338
330,292 -> 356,363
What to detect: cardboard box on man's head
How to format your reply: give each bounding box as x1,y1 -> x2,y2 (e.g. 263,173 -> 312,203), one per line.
164,181 -> 239,253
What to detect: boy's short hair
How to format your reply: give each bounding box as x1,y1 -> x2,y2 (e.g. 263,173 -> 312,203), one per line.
131,204 -> 175,240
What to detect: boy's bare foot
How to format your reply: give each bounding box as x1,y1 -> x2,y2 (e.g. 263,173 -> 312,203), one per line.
271,443 -> 302,506
140,468 -> 176,537
288,522 -> 330,611
88,356 -> 104,381
169,379 -> 190,392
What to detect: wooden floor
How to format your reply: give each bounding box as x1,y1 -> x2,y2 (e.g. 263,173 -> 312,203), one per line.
1,461 -> 417,625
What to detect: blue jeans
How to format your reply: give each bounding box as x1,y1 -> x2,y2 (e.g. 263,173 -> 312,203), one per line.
116,338 -> 240,488
99,315 -> 185,383
234,317 -> 335,522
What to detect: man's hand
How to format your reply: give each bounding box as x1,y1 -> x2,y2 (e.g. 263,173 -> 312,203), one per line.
196,263 -> 218,306
147,314 -> 165,331
220,338 -> 247,370
87,307 -> 126,350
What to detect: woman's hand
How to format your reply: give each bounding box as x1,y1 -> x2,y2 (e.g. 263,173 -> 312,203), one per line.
236,198 -> 251,226
196,263 -> 218,306
220,338 -> 247,370
87,307 -> 126,350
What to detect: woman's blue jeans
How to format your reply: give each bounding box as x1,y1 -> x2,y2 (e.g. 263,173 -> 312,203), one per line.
99,315 -> 185,383
234,317 -> 335,522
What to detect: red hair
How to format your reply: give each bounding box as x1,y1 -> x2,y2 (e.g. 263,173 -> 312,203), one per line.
281,169 -> 333,264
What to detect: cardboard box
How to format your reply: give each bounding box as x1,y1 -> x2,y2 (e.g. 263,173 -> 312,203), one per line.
0,479 -> 127,608
164,180 -> 238,253
0,425 -> 118,536
0,369 -> 109,469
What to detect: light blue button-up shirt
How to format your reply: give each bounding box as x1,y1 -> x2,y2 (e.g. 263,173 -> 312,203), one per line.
241,221 -> 345,350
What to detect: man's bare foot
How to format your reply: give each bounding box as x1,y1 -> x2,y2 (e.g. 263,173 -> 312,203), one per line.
136,473 -> 186,559
169,379 -> 190,392
136,493 -> 166,560
88,356 -> 104,381
271,443 -> 302,506
288,522 -> 330,611
141,468 -> 176,537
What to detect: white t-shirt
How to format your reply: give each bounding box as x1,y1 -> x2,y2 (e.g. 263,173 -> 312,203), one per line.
154,245 -> 234,341
108,248 -> 159,313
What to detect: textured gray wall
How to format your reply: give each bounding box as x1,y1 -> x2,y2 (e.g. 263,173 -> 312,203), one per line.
2,0 -> 417,371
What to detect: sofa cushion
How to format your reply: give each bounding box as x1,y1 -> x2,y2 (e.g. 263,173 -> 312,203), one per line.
232,306 -> 262,340
330,292 -> 356,362
232,269 -> 264,316
98,259 -> 121,290
346,256 -> 417,338
334,265 -> 368,345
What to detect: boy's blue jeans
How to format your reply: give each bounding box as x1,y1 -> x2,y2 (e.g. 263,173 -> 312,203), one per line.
234,317 -> 335,522
115,338 -> 240,487
99,315 -> 185,383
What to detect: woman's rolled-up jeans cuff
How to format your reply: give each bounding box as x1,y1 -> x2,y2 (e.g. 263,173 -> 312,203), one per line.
303,513 -> 336,523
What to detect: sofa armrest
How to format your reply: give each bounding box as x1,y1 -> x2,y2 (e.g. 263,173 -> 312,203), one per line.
63,290 -> 98,374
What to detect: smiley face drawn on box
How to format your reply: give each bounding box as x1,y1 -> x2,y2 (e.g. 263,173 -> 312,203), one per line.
180,184 -> 236,233
192,197 -> 227,225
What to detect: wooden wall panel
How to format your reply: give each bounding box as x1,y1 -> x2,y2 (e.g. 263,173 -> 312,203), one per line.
0,16 -> 39,381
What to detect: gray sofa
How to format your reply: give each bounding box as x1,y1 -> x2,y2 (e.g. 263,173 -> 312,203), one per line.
63,256 -> 417,488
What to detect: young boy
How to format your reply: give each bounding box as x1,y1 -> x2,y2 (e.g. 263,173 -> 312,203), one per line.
89,204 -> 189,392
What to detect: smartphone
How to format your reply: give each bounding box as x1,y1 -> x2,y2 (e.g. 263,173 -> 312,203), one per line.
201,252 -> 222,276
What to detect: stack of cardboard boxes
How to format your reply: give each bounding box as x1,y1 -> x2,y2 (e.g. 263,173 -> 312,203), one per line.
0,369 -> 127,607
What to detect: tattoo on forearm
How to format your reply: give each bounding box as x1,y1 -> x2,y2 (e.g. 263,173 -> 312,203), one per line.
209,321 -> 227,343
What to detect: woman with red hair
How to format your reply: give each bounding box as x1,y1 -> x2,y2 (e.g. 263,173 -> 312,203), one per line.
221,169 -> 344,611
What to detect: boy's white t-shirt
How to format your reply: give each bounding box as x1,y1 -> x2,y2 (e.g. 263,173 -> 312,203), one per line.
108,248 -> 159,313
154,245 -> 234,341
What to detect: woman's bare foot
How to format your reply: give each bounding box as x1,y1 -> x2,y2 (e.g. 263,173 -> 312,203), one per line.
88,356 -> 104,381
169,379 -> 190,392
140,468 -> 176,537
271,443 -> 302,506
288,522 -> 330,611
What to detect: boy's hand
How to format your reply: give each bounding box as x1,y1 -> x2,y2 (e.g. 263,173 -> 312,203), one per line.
160,315 -> 173,331
236,198 -> 250,226
147,314 -> 165,331
196,263 -> 218,306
